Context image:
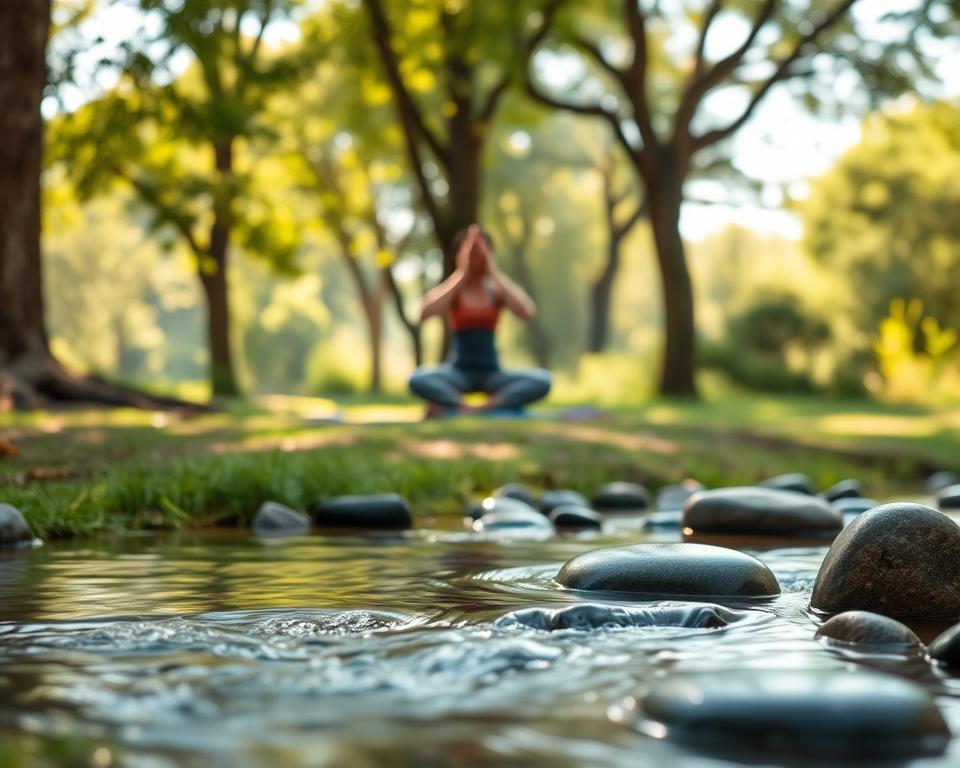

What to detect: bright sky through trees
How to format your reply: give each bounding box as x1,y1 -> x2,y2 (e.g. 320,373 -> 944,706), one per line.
48,0 -> 960,241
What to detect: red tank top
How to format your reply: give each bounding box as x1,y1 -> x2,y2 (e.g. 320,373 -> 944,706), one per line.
449,285 -> 501,331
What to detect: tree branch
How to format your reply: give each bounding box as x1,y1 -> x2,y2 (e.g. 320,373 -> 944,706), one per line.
571,33 -> 628,88
694,0 -> 858,150
363,0 -> 451,170
116,167 -> 204,256
478,73 -> 511,125
624,0 -> 657,150
676,0 -> 777,134
693,0 -> 724,76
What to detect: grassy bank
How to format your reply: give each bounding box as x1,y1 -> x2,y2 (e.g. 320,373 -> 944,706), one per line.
1,395 -> 958,539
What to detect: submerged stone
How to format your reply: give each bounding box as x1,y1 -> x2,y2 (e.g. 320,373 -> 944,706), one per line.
936,483 -> 960,510
927,470 -> 958,492
759,472 -> 814,495
815,610 -> 922,649
682,487 -> 841,534
252,501 -> 310,537
592,481 -> 651,511
641,510 -> 684,530
539,489 -> 590,515
810,502 -> 960,618
494,483 -> 537,508
473,508 -> 553,534
832,497 -> 878,517
0,504 -> 32,546
495,602 -> 748,632
824,478 -> 862,503
929,623 -> 960,667
555,543 -> 780,597
467,496 -> 537,521
310,493 -> 412,529
548,505 -> 602,530
638,670 -> 949,759
656,480 -> 705,511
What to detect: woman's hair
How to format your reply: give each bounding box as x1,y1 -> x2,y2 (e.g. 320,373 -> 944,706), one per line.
453,226 -> 494,253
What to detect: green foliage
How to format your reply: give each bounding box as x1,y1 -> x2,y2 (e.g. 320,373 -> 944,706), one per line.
802,102 -> 960,334
872,298 -> 960,404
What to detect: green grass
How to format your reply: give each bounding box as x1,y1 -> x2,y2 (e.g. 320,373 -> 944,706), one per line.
1,394 -> 958,539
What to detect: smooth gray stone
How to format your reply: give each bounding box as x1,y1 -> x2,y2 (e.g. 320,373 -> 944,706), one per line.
467,496 -> 537,521
833,497 -> 878,517
495,602 -> 749,632
252,502 -> 310,537
473,508 -> 554,533
639,670 -> 949,759
824,478 -> 862,503
937,483 -> 960,510
310,493 -> 412,529
556,543 -> 780,597
592,481 -> 651,511
927,471 -> 958,492
0,504 -> 32,546
548,505 -> 602,530
759,472 -> 814,495
929,623 -> 960,667
539,489 -> 590,515
656,480 -> 705,511
815,610 -> 923,649
493,483 -> 537,508
683,487 -> 841,534
811,502 -> 960,618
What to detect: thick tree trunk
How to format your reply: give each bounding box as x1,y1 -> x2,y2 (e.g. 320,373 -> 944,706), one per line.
0,0 -> 198,410
0,0 -> 51,370
648,160 -> 697,397
201,137 -> 240,398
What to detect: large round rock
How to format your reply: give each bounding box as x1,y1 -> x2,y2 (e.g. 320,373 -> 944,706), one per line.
927,470 -> 958,492
683,487 -> 841,534
310,493 -> 412,529
810,502 -> 960,618
493,483 -> 537,508
592,481 -> 651,511
815,610 -> 923,650
639,670 -> 949,759
556,543 -> 780,597
0,504 -> 33,546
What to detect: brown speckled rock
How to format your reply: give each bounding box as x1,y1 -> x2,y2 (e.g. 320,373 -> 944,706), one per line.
810,503 -> 960,618
815,611 -> 923,649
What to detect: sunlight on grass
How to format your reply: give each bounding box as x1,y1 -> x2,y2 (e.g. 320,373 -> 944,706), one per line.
816,413 -> 941,438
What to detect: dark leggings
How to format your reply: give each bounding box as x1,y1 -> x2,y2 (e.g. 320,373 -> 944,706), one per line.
409,364 -> 552,409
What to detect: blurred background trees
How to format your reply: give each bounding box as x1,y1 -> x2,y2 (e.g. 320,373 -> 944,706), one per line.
3,0 -> 960,409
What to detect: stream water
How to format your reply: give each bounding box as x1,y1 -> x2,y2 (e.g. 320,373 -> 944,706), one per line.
2,514 -> 960,767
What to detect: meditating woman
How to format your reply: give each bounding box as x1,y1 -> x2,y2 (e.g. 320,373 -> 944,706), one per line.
409,224 -> 552,416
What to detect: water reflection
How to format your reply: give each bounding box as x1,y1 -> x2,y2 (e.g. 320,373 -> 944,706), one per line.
1,522 -> 960,766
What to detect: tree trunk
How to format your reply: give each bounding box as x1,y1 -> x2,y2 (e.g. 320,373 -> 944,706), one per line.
647,158 -> 697,397
0,0 -> 199,411
587,235 -> 621,354
383,265 -> 422,367
201,137 -> 240,398
0,0 -> 51,372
